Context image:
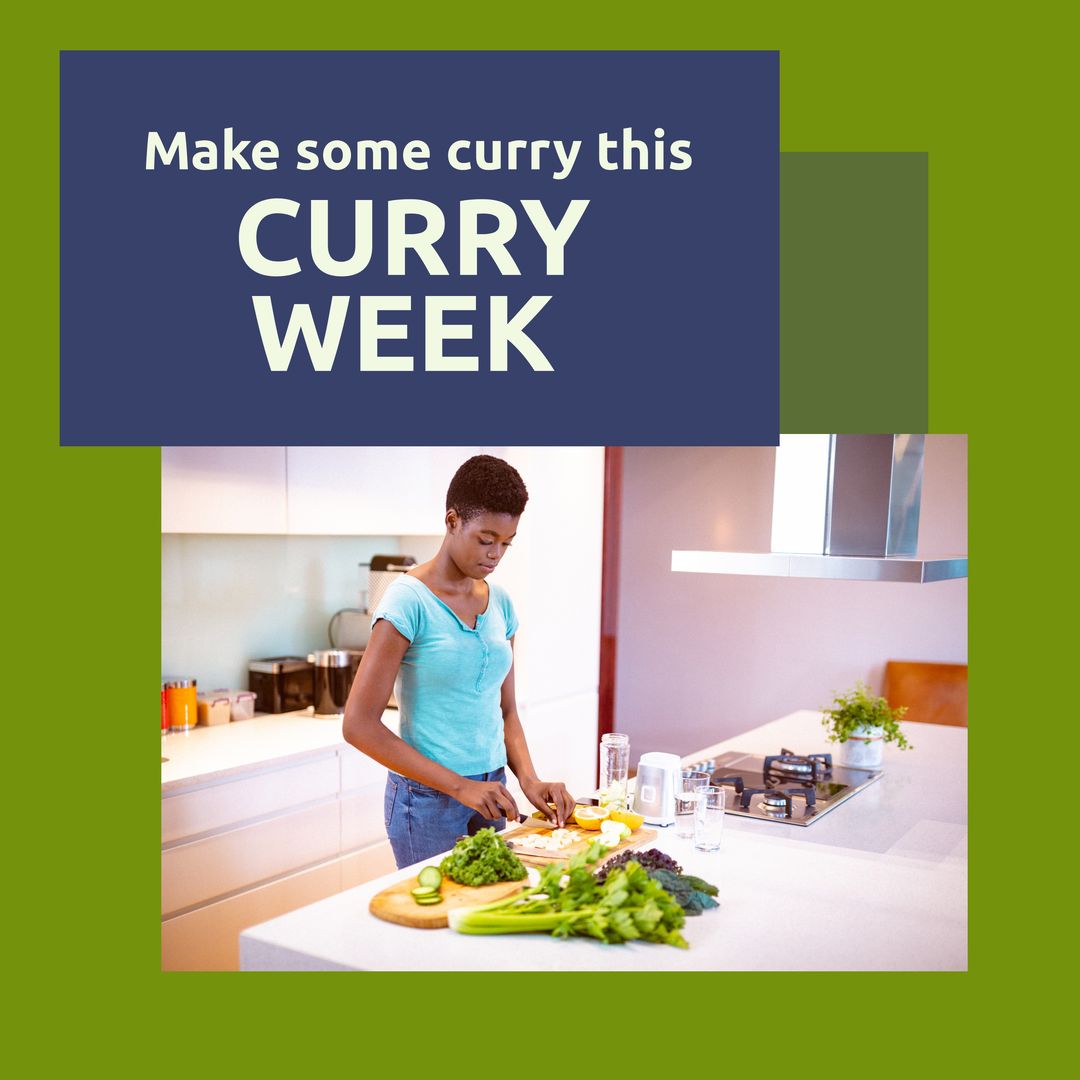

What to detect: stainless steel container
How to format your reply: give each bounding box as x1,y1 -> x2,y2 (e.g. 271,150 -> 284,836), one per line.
309,649 -> 363,718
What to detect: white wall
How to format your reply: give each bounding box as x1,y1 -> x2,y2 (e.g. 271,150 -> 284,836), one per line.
614,436 -> 968,759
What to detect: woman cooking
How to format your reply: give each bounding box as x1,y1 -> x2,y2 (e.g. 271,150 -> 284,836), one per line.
342,455 -> 577,868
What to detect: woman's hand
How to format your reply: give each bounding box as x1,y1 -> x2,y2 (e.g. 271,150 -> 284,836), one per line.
522,780 -> 576,827
454,778 -> 520,822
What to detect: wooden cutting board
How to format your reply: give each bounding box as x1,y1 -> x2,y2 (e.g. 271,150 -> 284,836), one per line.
369,873 -> 528,929
369,827 -> 660,929
507,822 -> 658,865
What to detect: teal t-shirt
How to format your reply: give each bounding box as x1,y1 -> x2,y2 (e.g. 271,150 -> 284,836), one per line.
372,575 -> 519,775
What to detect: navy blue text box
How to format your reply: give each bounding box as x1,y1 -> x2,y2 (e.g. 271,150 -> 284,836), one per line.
60,51 -> 778,446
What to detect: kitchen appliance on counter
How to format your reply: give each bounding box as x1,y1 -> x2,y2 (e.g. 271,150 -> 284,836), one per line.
248,657 -> 314,714
309,649 -> 363,718
634,751 -> 681,826
683,747 -> 882,826
328,608 -> 370,650
367,555 -> 417,612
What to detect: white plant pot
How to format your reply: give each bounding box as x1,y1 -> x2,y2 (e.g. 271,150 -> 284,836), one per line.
838,725 -> 885,769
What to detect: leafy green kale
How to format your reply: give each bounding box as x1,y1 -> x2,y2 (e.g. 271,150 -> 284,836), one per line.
438,828 -> 527,886
650,869 -> 720,916
595,848 -> 720,916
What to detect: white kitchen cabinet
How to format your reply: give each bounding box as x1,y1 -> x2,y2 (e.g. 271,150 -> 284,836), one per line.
518,691 -> 600,800
162,799 -> 341,916
163,445 -> 528,537
285,446 -> 505,535
340,842 -> 398,890
162,859 -> 342,972
161,446 -> 288,533
161,756 -> 339,845
161,839 -> 397,971
286,446 -> 435,535
162,742 -> 393,970
340,788 -> 388,851
498,447 -> 605,709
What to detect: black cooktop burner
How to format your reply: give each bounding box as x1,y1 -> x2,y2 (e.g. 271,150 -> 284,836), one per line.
741,785 -> 817,819
763,748 -> 833,781
683,747 -> 882,827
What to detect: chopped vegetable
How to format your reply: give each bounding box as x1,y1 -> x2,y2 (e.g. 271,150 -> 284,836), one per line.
448,840 -> 688,948
517,828 -> 576,852
600,819 -> 631,843
413,894 -> 443,906
411,885 -> 439,898
439,828 -> 528,886
416,866 -> 443,889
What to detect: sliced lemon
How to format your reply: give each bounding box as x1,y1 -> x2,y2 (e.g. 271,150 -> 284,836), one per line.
572,805 -> 611,830
608,808 -> 645,831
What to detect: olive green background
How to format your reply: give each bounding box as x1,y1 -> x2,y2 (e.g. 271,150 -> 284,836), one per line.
9,0 -> 1066,1070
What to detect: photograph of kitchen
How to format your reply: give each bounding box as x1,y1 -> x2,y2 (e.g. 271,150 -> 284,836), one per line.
161,435 -> 967,971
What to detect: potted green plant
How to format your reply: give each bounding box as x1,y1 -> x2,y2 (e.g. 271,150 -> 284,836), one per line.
821,681 -> 912,769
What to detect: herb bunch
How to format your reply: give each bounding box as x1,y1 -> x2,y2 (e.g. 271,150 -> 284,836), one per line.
449,840 -> 689,948
439,828 -> 527,886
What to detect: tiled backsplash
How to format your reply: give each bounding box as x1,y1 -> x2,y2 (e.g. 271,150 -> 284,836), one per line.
161,533 -> 432,690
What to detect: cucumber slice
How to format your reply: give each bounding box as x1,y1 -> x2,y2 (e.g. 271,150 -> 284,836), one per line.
411,885 -> 438,898
417,866 -> 443,889
413,894 -> 444,906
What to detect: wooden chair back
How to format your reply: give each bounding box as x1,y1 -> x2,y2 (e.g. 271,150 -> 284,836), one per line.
884,661 -> 968,727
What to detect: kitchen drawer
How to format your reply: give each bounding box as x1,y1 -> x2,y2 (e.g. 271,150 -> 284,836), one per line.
162,799 -> 339,916
340,786 -> 386,851
162,858 -> 341,972
162,756 -> 339,844
340,841 -> 397,890
340,744 -> 387,792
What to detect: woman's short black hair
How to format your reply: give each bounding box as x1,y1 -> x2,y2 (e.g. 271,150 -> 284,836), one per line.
446,455 -> 528,522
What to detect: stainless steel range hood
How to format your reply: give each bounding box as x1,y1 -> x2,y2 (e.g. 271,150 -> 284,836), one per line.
672,435 -> 967,583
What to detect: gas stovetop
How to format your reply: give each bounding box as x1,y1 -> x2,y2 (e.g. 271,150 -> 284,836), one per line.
684,747 -> 882,826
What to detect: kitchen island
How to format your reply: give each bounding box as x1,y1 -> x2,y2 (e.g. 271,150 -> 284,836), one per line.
239,711 -> 967,971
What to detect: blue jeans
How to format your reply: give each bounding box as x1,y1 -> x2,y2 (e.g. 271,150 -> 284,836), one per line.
384,767 -> 508,869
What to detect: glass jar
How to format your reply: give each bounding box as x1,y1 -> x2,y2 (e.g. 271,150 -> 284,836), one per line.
599,733 -> 630,809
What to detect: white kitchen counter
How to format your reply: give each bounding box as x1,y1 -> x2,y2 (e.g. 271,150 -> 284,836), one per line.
239,711 -> 967,971
161,708 -> 399,793
682,710 -> 967,859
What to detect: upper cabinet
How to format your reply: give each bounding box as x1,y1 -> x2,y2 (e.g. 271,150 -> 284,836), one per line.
285,447 -> 494,536
162,446 -> 508,536
161,447 -> 288,534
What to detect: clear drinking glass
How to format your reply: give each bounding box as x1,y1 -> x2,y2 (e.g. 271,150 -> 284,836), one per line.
674,771 -> 710,838
599,733 -> 630,808
694,786 -> 726,852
